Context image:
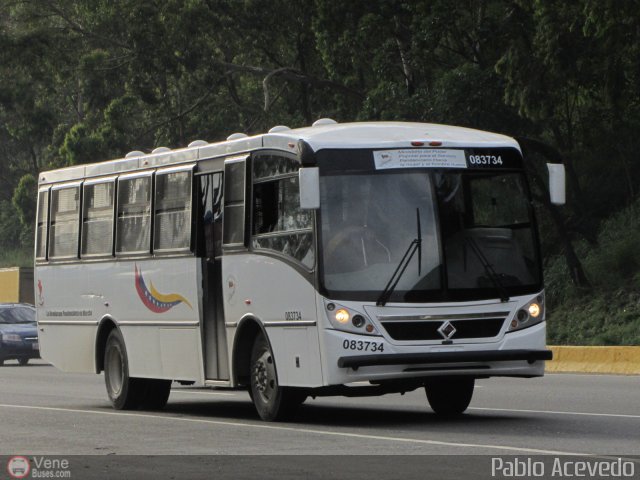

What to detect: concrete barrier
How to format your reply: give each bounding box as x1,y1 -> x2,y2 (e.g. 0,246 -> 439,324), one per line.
0,267 -> 34,304
547,346 -> 640,374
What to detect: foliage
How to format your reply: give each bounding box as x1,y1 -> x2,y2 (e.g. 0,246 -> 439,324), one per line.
546,198 -> 640,344
0,246 -> 32,268
548,292 -> 640,346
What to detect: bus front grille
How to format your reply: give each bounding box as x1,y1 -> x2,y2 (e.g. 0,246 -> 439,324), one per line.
380,317 -> 505,341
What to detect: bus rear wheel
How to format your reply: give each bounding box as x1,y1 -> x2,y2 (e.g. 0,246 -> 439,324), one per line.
425,376 -> 475,416
104,329 -> 144,410
104,329 -> 172,410
139,379 -> 172,410
249,333 -> 305,421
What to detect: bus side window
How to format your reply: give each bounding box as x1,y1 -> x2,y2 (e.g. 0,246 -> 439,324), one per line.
35,189 -> 50,260
49,185 -> 81,259
154,169 -> 193,252
82,181 -> 115,257
252,155 -> 314,268
116,174 -> 152,255
222,158 -> 248,248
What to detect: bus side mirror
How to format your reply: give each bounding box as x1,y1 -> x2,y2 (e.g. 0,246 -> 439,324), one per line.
547,163 -> 566,205
299,167 -> 320,209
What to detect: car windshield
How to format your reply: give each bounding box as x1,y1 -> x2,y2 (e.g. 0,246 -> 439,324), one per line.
0,306 -> 36,324
319,168 -> 541,302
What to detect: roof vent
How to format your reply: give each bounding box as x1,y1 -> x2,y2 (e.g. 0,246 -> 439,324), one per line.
227,133 -> 248,141
151,147 -> 171,154
188,140 -> 208,148
125,150 -> 145,158
268,125 -> 291,133
312,118 -> 338,127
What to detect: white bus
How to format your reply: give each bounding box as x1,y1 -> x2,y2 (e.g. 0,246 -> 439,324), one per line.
34,120 -> 565,421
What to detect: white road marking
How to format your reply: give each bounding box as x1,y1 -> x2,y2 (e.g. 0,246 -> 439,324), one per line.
470,407 -> 640,419
0,402 -> 618,457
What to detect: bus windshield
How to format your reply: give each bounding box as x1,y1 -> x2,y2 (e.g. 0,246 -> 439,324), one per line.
320,172 -> 442,300
319,169 -> 541,302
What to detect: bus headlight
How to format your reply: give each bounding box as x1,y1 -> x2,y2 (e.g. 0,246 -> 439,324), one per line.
352,315 -> 365,328
528,303 -> 541,318
508,295 -> 545,333
335,309 -> 350,324
325,301 -> 380,336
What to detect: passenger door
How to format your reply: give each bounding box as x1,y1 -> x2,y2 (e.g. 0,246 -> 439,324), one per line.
197,171 -> 228,380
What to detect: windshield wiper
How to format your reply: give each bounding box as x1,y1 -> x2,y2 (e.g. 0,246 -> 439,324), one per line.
464,236 -> 510,302
376,208 -> 422,306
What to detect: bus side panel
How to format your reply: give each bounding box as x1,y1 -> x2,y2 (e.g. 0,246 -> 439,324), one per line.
266,326 -> 322,387
38,324 -> 97,373
36,263 -> 96,373
222,254 -> 323,388
110,257 -> 204,382
36,257 -> 204,382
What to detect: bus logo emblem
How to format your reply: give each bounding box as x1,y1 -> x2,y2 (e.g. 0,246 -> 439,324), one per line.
134,264 -> 193,313
438,321 -> 456,340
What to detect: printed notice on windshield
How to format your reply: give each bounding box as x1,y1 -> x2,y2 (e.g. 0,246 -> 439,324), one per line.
373,149 -> 467,170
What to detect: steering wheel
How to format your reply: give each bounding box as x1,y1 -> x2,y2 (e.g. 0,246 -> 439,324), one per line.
324,226 -> 369,265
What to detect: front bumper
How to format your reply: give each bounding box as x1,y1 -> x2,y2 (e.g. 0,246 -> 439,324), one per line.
0,342 -> 40,360
320,320 -> 549,385
338,349 -> 552,369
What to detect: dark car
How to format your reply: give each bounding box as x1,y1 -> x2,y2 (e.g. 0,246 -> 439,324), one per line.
0,304 -> 39,366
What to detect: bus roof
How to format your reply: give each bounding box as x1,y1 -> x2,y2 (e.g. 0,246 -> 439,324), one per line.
283,121 -> 518,150
39,121 -> 520,185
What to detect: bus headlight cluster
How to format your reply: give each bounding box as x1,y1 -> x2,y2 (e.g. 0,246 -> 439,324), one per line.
325,302 -> 379,336
508,294 -> 545,333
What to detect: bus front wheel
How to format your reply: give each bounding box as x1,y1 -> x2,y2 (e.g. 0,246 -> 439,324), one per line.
425,376 -> 475,416
249,333 -> 305,421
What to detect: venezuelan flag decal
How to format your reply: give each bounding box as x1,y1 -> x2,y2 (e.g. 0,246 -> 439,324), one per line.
135,264 -> 193,313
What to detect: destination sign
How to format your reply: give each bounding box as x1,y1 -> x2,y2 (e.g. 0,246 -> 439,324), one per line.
372,148 -> 523,170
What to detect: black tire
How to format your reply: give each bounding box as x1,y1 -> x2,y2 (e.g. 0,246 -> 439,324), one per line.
138,379 -> 172,410
18,358 -> 29,366
247,381 -> 305,405
249,333 -> 305,421
0,359 -> 4,366
425,376 -> 475,416
104,329 -> 144,410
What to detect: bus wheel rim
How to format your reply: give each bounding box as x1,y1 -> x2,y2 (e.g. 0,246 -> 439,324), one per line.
106,345 -> 124,396
253,350 -> 276,403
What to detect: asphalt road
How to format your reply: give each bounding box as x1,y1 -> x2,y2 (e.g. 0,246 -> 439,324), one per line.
0,360 -> 638,479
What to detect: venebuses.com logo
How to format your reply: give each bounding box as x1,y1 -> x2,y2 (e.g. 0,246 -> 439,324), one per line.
6,456 -> 71,478
7,456 -> 30,479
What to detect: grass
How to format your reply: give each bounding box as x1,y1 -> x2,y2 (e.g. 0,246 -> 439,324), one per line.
547,291 -> 640,345
0,248 -> 33,268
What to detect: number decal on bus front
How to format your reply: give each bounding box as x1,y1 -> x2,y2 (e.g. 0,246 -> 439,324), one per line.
468,155 -> 503,166
342,339 -> 384,352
